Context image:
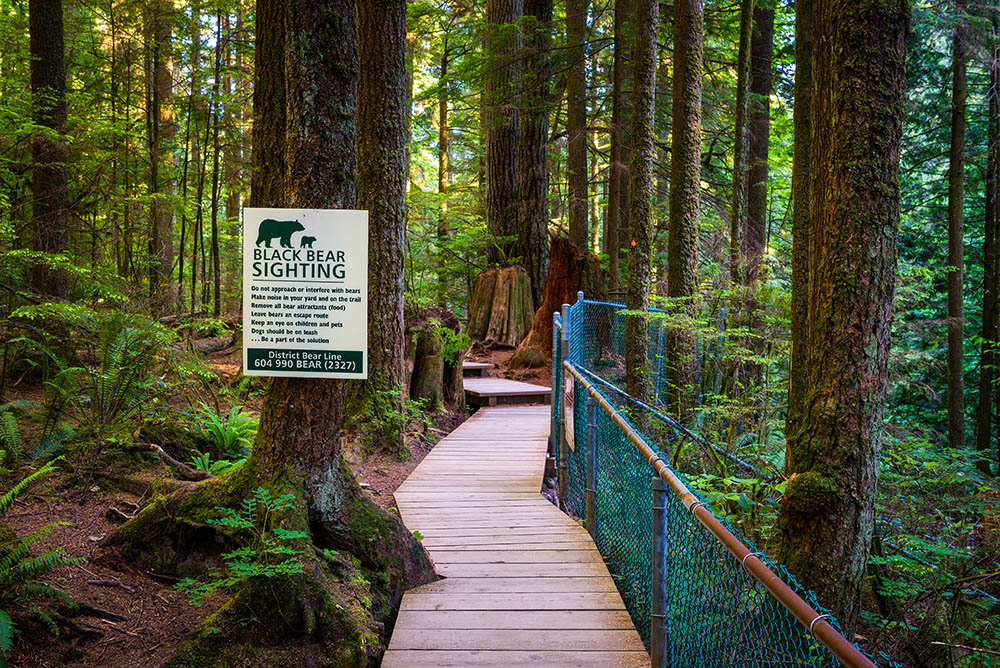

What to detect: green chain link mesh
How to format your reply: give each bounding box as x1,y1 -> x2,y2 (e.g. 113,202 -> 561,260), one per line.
552,298 -> 894,668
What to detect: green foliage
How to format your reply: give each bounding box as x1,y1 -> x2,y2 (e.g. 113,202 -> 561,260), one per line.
188,401 -> 257,461
187,450 -> 242,475
170,488 -> 307,607
0,459 -> 83,667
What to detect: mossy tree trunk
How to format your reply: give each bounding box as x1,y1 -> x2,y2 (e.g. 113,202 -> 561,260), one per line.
946,0 -> 967,452
28,0 -> 69,298
786,0 -> 813,458
484,0 -> 521,266
106,2 -> 435,664
566,0 -> 589,255
517,0 -> 552,309
776,0 -> 907,632
979,25 -> 1000,474
345,0 -> 409,454
624,0 -> 658,404
666,0 -> 703,420
605,0 -> 634,291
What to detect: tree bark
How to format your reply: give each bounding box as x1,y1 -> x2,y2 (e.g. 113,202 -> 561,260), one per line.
625,0 -> 658,404
209,11 -> 222,316
605,0 -> 634,291
776,0 -> 907,631
485,0 -> 522,266
29,0 -> 69,297
978,23 -> 999,474
786,0 -> 813,448
437,38 -> 450,308
566,0 -> 589,254
348,0 -> 409,454
729,0 -> 753,285
666,0 -> 703,419
518,0 -> 552,309
745,5 -> 772,286
947,0 -> 967,451
146,0 -> 175,311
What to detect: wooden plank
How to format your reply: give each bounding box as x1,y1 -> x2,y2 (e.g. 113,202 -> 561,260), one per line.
390,629 -> 645,652
382,650 -> 649,667
436,561 -> 614,579
412,576 -> 620,593
400,592 -> 628,611
427,550 -> 604,564
394,609 -> 637,630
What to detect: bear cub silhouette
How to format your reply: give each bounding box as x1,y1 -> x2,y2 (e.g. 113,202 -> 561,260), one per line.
300,236 -> 317,248
256,219 -> 304,248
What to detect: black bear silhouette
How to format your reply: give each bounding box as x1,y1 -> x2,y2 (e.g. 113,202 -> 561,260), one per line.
256,219 -> 305,248
300,236 -> 317,248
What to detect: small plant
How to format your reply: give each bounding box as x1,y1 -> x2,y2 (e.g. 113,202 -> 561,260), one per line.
0,459 -> 83,666
187,449 -> 243,475
190,402 -> 257,460
0,412 -> 22,462
170,488 -> 306,606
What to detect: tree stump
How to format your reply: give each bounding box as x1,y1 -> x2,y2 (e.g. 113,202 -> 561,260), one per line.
467,265 -> 534,347
407,307 -> 465,410
509,236 -> 606,369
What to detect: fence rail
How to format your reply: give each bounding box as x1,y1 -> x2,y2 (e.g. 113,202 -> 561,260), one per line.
551,295 -> 886,668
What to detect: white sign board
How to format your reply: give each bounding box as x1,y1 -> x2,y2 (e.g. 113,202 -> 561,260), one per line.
242,207 -> 368,378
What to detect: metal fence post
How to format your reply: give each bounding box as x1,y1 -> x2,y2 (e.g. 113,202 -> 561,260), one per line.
558,304 -> 570,502
585,394 -> 597,537
651,476 -> 668,668
551,311 -> 562,459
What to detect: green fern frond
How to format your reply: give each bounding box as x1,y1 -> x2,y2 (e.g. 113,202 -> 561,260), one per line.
0,414 -> 21,460
0,459 -> 58,516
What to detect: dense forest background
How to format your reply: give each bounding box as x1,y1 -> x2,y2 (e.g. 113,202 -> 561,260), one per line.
1,0 -> 999,666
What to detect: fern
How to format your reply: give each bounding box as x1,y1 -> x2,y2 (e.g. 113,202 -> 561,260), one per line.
0,460 -> 82,664
0,413 -> 22,461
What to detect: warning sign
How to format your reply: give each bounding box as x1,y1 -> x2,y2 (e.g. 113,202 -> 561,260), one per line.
242,207 -> 368,378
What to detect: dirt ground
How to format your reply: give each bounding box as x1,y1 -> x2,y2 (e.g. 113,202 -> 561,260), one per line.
1,342 -> 538,667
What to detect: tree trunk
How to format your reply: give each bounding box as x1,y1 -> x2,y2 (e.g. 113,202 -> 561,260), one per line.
625,0 -> 658,403
729,0 -> 753,285
605,0 -> 634,291
107,2 -> 435,663
518,0 -> 552,309
347,0 -> 409,454
437,38 -> 450,308
786,0 -> 813,459
947,0 -> 967,451
147,0 -> 174,312
666,0 -> 703,419
566,0 -> 589,254
979,24 -> 999,474
745,5 -> 772,286
209,11 -> 222,316
484,0 -> 522,266
776,0 -> 907,632
29,0 -> 69,297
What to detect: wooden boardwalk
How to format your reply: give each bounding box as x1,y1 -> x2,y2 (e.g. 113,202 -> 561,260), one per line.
383,403 -> 647,667
463,377 -> 552,406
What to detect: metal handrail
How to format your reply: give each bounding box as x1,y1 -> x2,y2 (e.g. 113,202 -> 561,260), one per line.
562,359 -> 877,668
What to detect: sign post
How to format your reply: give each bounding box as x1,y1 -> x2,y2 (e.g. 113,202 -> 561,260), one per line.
242,207 -> 368,379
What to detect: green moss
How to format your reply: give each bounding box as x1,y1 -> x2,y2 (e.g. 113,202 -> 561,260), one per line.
783,470 -> 840,515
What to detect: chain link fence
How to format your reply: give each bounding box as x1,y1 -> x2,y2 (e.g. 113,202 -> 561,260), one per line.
551,296 -> 894,668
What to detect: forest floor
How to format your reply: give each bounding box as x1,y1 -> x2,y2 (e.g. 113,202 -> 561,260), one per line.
1,337 -> 510,668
